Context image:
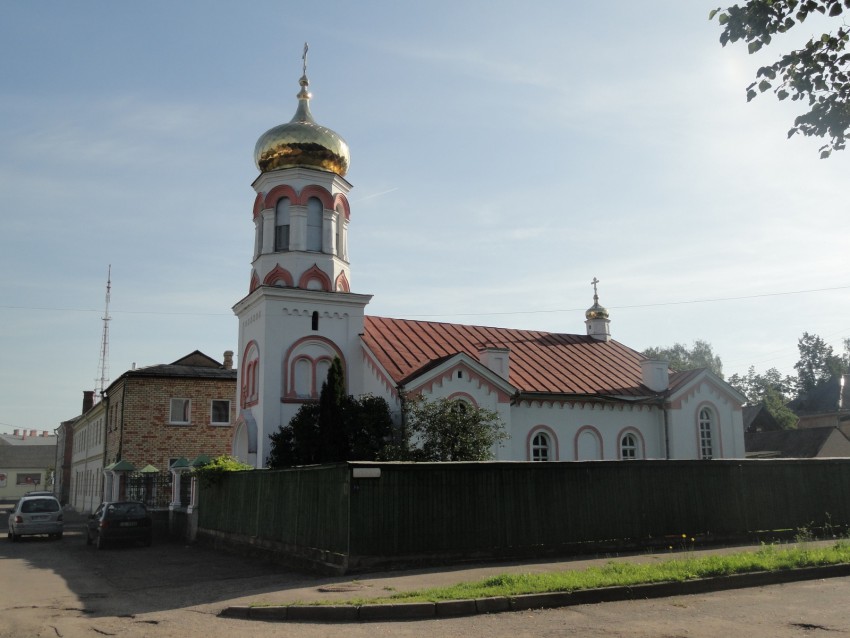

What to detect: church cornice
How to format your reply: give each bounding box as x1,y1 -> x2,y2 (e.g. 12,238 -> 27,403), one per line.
232,286 -> 372,316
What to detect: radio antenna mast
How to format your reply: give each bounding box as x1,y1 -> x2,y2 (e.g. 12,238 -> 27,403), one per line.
95,265 -> 112,403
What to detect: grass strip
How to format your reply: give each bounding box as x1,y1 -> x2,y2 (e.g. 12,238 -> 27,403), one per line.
300,540 -> 850,606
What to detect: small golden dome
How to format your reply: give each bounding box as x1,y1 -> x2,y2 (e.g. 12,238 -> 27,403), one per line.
254,73 -> 350,176
585,302 -> 609,321
585,277 -> 609,320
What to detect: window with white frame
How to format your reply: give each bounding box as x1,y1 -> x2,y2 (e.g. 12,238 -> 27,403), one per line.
306,197 -> 323,252
620,432 -> 638,459
699,407 -> 714,459
211,400 -> 231,425
275,197 -> 291,251
170,398 -> 191,425
531,432 -> 550,462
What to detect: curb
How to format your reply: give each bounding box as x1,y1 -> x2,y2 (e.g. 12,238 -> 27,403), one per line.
218,563 -> 850,623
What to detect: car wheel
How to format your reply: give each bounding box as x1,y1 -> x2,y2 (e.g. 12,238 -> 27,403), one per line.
9,531 -> 17,543
144,534 -> 152,547
56,532 -> 63,540
96,533 -> 106,550
86,530 -> 92,546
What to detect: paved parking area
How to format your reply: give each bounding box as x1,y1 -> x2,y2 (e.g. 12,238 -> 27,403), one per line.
3,508 -> 850,637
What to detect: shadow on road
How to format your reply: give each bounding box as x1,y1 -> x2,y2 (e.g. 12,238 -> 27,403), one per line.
0,508 -> 343,617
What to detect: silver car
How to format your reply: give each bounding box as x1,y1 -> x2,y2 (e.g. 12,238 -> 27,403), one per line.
8,494 -> 64,541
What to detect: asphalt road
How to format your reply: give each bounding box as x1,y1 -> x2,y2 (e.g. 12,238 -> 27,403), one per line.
3,510 -> 850,637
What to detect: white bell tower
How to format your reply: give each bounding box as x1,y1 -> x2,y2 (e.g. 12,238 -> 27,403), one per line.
232,45 -> 371,467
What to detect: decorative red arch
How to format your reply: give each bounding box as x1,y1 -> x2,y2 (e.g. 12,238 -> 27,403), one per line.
282,335 -> 347,401
252,193 -> 264,219
249,270 -> 259,293
297,185 -> 334,209
298,264 -> 332,291
263,265 -> 294,287
334,271 -> 350,292
333,193 -> 351,221
263,184 -> 298,210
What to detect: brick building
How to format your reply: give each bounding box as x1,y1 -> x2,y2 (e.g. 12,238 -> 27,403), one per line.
103,350 -> 237,472
57,350 -> 236,512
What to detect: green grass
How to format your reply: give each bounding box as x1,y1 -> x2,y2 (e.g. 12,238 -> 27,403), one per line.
290,540 -> 850,606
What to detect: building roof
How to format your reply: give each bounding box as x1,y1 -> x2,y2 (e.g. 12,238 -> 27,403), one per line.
0,433 -> 56,446
745,426 -> 850,458
362,316 -> 656,398
0,443 -> 57,468
742,404 -> 783,433
789,374 -> 850,416
108,350 -> 236,389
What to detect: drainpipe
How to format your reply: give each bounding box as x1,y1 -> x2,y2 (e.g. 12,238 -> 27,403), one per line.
397,385 -> 408,454
663,401 -> 671,460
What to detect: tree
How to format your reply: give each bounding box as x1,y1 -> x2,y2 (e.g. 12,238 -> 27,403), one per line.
728,365 -> 796,402
390,396 -> 508,462
711,1 -> 850,157
266,357 -> 396,468
641,340 -> 724,378
794,331 -> 847,393
728,365 -> 798,428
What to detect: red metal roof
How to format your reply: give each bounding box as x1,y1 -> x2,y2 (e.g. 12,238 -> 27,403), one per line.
362,316 -> 653,397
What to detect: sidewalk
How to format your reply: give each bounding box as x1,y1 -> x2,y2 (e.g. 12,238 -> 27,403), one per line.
218,539 -> 849,623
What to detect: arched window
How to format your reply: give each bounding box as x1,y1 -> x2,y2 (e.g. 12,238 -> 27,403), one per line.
699,407 -> 714,459
311,311 -> 319,331
255,215 -> 263,258
275,198 -> 291,251
293,358 -> 312,398
306,197 -> 323,252
575,426 -> 603,461
621,433 -> 638,460
531,432 -> 550,462
315,358 -> 331,391
241,342 -> 260,408
335,207 -> 344,257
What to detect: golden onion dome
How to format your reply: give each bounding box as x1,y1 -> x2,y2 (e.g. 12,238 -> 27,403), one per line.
254,72 -> 350,176
585,301 -> 609,321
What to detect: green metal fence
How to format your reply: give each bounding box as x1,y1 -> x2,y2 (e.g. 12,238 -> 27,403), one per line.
197,459 -> 850,572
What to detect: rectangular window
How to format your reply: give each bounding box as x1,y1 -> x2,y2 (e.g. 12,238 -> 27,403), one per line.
699,423 -> 713,460
169,398 -> 191,424
16,473 -> 41,486
275,225 -> 290,251
211,400 -> 231,425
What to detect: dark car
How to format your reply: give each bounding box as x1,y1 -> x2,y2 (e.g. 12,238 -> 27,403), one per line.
8,494 -> 63,541
86,501 -> 152,549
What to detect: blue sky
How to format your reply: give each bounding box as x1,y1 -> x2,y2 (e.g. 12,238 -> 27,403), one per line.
1,1 -> 847,433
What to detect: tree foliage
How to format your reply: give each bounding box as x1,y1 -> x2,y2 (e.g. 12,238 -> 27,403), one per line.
641,340 -> 724,378
192,455 -> 253,487
794,331 -> 848,393
712,0 -> 850,157
386,396 -> 508,462
728,365 -> 799,428
266,357 -> 396,468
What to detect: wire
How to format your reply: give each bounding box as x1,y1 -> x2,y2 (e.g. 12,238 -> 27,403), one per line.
0,283 -> 848,319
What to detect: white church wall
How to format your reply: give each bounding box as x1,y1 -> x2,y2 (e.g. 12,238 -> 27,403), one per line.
668,381 -> 745,459
507,401 -> 666,462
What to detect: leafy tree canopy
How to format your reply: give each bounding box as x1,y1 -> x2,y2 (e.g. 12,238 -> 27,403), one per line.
728,365 -> 799,428
711,0 -> 850,157
386,396 -> 509,462
794,331 -> 848,393
728,365 -> 797,403
641,340 -> 724,378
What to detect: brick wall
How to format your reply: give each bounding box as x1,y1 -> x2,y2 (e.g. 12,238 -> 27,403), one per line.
105,375 -> 237,471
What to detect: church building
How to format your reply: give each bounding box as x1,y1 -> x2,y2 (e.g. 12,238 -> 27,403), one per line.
232,59 -> 745,468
